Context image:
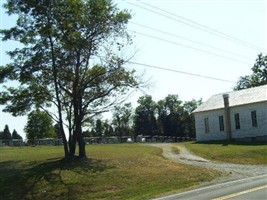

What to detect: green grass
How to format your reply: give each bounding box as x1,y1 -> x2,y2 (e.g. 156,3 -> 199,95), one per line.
182,141 -> 267,165
0,144 -> 221,200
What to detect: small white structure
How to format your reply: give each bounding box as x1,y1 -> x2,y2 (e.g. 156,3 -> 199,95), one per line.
193,85 -> 267,142
37,138 -> 56,145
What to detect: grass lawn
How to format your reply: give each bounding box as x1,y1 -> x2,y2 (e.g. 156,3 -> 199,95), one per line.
182,141 -> 267,165
0,144 -> 221,200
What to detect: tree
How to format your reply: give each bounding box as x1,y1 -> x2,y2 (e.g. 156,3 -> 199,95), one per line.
157,95 -> 183,138
95,119 -> 104,137
234,75 -> 253,91
112,103 -> 133,137
182,99 -> 202,138
0,125 -> 12,141
24,109 -> 55,144
134,95 -> 158,136
0,0 -> 140,160
54,123 -> 62,139
12,129 -> 23,140
103,120 -> 114,137
235,54 -> 267,90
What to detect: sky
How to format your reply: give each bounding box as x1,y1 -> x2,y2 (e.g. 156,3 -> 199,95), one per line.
0,0 -> 266,139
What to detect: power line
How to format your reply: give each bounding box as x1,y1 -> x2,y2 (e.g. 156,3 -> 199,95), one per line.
130,21 -> 251,61
139,1 -> 264,51
127,1 -> 263,51
2,30 -> 250,65
1,34 -> 237,83
128,61 -> 236,83
129,29 -> 251,65
1,37 -> 236,83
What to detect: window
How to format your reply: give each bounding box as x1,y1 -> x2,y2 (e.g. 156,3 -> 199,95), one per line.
219,116 -> 224,132
251,111 -> 257,127
204,117 -> 209,133
235,113 -> 240,130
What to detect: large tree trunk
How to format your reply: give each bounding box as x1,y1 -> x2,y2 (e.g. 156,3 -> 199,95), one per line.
78,133 -> 86,159
68,122 -> 87,159
49,34 -> 70,160
76,115 -> 87,159
69,134 -> 77,160
71,94 -> 87,159
59,122 -> 69,160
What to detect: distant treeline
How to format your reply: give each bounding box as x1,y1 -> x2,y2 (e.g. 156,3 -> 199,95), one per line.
83,94 -> 201,139
0,125 -> 22,141
1,94 -> 201,143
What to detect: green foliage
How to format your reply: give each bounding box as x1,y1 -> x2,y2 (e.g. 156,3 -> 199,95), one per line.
0,125 -> 12,141
11,129 -> 23,140
95,119 -> 104,137
235,53 -> 267,90
85,95 -> 201,139
24,109 -> 55,142
53,123 -> 62,139
0,0 -> 140,158
157,95 -> 184,137
182,99 -> 202,138
103,120 -> 114,137
0,126 -> 23,142
112,103 -> 133,136
133,95 -> 201,138
84,118 -> 114,137
134,95 -> 158,136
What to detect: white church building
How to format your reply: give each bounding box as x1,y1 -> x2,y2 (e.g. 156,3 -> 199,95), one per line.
193,85 -> 267,142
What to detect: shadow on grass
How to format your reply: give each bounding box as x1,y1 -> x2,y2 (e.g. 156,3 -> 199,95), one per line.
0,158 -> 110,200
191,140 -> 267,146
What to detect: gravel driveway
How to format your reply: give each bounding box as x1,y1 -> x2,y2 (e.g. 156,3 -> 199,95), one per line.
147,143 -> 267,185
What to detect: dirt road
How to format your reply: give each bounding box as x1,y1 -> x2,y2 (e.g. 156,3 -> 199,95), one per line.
148,143 -> 267,184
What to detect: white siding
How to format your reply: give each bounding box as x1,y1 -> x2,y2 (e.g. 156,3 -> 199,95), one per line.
195,109 -> 227,141
195,102 -> 267,141
231,102 -> 267,139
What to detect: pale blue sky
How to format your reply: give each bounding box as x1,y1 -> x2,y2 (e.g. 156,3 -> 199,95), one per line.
1,0 -> 266,139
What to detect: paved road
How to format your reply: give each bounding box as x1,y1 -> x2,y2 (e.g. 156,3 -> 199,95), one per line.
153,174 -> 267,200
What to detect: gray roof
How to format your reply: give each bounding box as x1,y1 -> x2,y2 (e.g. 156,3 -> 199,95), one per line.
193,84 -> 267,113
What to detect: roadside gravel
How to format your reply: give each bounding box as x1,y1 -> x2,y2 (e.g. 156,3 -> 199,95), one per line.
147,143 -> 267,185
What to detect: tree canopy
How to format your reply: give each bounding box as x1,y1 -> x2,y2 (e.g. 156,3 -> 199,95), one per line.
112,103 -> 133,137
134,95 -> 158,136
235,53 -> 267,90
131,95 -> 200,139
157,95 -> 183,137
24,109 -> 55,144
12,129 -> 23,140
0,125 -> 12,141
79,94 -> 201,141
0,0 -> 140,160
0,125 -> 23,142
